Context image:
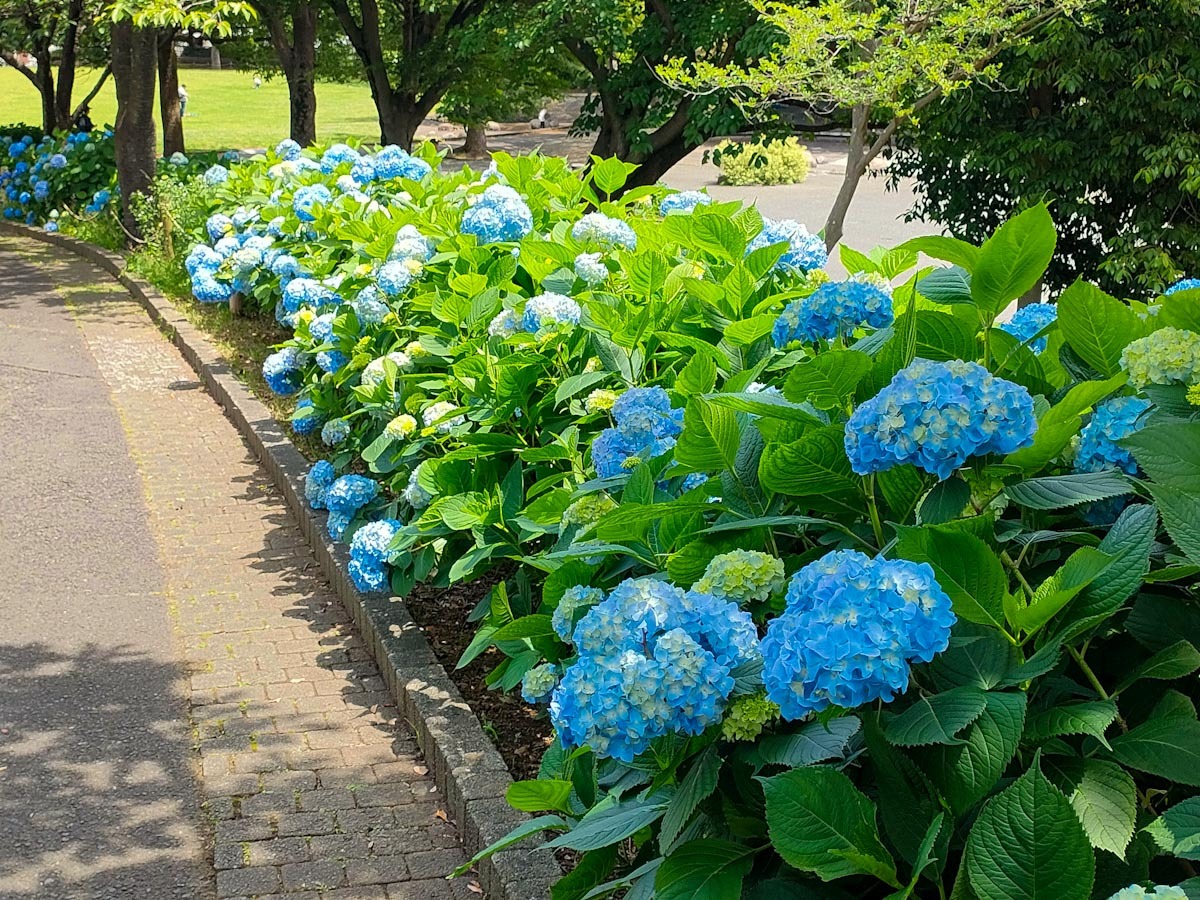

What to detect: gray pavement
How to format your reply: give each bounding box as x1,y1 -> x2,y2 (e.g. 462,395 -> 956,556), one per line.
0,251 -> 213,898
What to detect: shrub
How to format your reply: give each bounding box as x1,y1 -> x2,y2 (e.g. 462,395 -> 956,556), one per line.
0,129 -> 117,226
716,136 -> 810,185
85,139 -> 1200,897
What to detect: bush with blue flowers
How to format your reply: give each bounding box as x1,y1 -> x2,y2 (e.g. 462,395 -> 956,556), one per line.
59,135 -> 1200,898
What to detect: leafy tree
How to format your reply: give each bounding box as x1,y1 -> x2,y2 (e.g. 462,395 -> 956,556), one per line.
542,0 -> 759,188
891,0 -> 1200,298
663,0 -> 1082,250
0,0 -> 110,133
243,0 -> 320,145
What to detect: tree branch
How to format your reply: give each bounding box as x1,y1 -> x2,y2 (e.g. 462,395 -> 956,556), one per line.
73,62 -> 112,117
0,51 -> 42,88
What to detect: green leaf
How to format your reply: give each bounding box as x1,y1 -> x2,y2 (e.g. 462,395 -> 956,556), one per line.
920,691 -> 1027,816
894,528 -> 1007,630
1123,422 -> 1200,492
627,251 -> 672,298
675,398 -> 741,472
552,847 -> 619,900
693,215 -> 747,261
449,814 -> 567,877
555,372 -> 610,404
590,157 -> 635,195
748,717 -> 861,768
783,350 -> 873,410
490,614 -> 555,641
970,205 -> 1056,320
676,353 -> 718,396
724,314 -> 777,346
928,629 -> 1019,691
863,714 -> 945,869
917,477 -> 970,525
655,839 -> 754,900
1146,482 -> 1200,566
759,426 -> 858,497
1065,759 -> 1138,860
1005,374 -> 1128,472
1008,547 -> 1113,635
1145,797 -> 1200,861
660,747 -> 721,853
1006,472 -> 1132,510
1025,700 -> 1119,748
964,763 -> 1095,900
544,796 -> 669,851
1057,280 -> 1145,377
1110,716 -> 1200,786
507,779 -> 575,814
897,235 -> 982,272
760,767 -> 898,885
918,266 -> 974,305
1114,641 -> 1200,694
886,687 -> 989,747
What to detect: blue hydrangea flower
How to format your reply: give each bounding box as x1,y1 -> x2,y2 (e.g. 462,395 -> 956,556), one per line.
327,511 -> 352,541
402,465 -> 432,508
773,279 -> 893,345
348,518 -> 402,591
551,577 -> 759,761
316,350 -> 348,374
48,153 -> 67,169
659,191 -> 713,215
304,460 -> 336,509
353,286 -> 390,326
389,224 -> 433,262
572,213 -> 637,250
487,309 -> 520,338
460,184 -> 533,243
192,273 -> 234,304
203,164 -> 230,186
1000,303 -> 1057,354
374,145 -> 431,181
522,292 -> 581,334
270,253 -> 303,280
1121,327 -> 1200,388
552,585 -> 605,642
186,245 -> 221,277
1164,278 -> 1200,296
292,397 -> 324,435
44,221 -> 58,233
846,358 -> 1037,480
33,180 -> 48,201
293,184 -> 332,222
325,474 -> 379,516
205,213 -> 233,242
309,312 -> 335,345
748,218 -> 828,273
574,252 -> 608,285
592,387 -> 684,478
521,665 -> 559,704
350,157 -> 376,185
761,550 -> 954,719
262,347 -> 304,395
275,139 -> 302,161
282,277 -> 335,312
1075,396 -> 1151,475
320,143 -> 360,173
377,260 -> 415,297
321,417 -> 351,446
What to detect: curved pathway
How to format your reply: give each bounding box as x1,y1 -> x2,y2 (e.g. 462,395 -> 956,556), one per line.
0,237 -> 478,900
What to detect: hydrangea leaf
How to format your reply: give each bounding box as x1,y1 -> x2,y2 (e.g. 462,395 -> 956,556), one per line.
627,251 -> 672,299
760,766 -> 899,886
1124,422 -> 1200,492
1158,289 -> 1200,333
654,839 -> 755,900
449,814 -> 567,878
1145,483 -> 1200,567
1057,279 -> 1146,377
691,214 -> 747,262
1109,716 -> 1200,786
927,627 -> 1020,691
1114,641 -> 1200,694
919,691 -> 1027,816
1025,700 -> 1119,749
675,353 -> 718,396
544,795 -> 670,851
863,714 -> 946,869
894,527 -> 1007,631
1064,759 -> 1138,860
660,748 -> 722,853
970,204 -> 1057,321
1007,547 -> 1112,635
885,686 -> 989,747
1005,471 -> 1132,510
506,779 -> 576,814
675,398 -> 742,472
896,235 -> 982,272
783,350 -> 873,409
916,476 -> 970,525
554,372 -> 611,404
1144,797 -> 1200,860
877,464 -> 928,523
758,425 -> 858,497
1126,594 -> 1200,652
963,763 -> 1095,900
1005,373 -> 1128,472
917,265 -> 974,305
747,717 -> 861,768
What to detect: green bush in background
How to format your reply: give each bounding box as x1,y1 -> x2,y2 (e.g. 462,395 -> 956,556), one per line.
717,137 -> 810,186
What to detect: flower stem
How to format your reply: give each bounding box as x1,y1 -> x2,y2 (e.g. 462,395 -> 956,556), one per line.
865,475 -> 886,548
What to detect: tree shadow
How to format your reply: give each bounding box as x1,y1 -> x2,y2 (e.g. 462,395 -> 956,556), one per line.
0,641 -> 214,899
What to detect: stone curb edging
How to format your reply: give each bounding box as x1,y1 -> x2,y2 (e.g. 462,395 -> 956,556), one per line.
1,222 -> 560,900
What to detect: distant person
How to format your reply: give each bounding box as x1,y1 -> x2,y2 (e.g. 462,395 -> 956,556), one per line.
178,84 -> 189,117
537,108 -> 548,129
253,75 -> 262,89
73,105 -> 94,132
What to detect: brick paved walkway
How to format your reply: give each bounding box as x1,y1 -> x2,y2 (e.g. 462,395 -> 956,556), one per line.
0,238 -> 480,900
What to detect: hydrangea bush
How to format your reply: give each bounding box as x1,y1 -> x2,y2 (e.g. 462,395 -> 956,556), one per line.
0,129 -> 118,226
166,148 -> 1200,899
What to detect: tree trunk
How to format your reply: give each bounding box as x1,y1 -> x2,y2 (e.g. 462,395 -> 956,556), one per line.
36,50 -> 56,134
158,32 -> 184,156
112,22 -> 159,241
624,132 -> 693,190
54,0 -> 84,130
286,3 -> 318,146
822,103 -> 872,251
459,124 -> 488,157
377,99 -> 423,150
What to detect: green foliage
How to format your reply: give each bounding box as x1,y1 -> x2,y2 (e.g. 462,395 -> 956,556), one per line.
893,0 -> 1200,297
716,137 -> 810,186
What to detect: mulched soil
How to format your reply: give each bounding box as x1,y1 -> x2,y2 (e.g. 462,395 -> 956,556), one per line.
403,574 -> 554,783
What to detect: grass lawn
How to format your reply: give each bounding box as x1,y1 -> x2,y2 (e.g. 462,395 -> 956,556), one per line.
0,66 -> 383,151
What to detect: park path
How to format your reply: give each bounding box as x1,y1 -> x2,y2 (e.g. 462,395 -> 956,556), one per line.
0,237 -> 479,900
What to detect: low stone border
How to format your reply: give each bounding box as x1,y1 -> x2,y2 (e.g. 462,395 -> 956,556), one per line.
1,222 -> 560,900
